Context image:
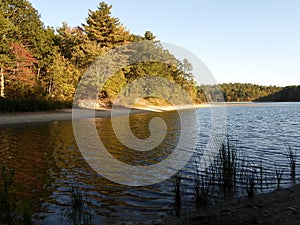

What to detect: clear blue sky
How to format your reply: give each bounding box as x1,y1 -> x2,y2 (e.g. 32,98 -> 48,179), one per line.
28,0 -> 300,86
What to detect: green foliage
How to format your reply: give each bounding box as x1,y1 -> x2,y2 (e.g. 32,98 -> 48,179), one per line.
55,24 -> 105,70
102,70 -> 127,99
83,2 -> 132,48
144,31 -> 156,40
46,49 -> 80,99
0,12 -> 16,68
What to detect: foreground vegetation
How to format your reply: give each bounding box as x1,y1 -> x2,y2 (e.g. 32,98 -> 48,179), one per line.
172,139 -> 297,214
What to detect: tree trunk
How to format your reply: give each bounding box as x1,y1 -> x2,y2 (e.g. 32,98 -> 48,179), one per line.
0,67 -> 4,97
37,67 -> 40,81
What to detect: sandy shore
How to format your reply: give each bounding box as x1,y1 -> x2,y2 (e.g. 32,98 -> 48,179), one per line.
0,101 -> 280,125
0,108 -> 146,125
3,102 -> 267,125
0,104 -> 210,125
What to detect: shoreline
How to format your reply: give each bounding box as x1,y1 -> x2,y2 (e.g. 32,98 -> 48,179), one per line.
0,104 -> 210,125
1,101 -> 296,125
166,183 -> 300,225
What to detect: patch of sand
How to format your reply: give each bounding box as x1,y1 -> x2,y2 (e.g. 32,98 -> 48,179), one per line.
0,104 -> 211,125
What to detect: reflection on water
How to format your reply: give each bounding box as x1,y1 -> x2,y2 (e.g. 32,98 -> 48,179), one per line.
97,111 -> 181,166
0,102 -> 300,224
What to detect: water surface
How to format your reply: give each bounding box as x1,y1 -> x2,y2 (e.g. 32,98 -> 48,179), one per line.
0,102 -> 299,224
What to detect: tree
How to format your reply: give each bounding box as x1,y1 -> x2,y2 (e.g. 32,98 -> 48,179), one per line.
144,31 -> 156,40
46,49 -> 80,100
6,43 -> 37,97
55,24 -> 107,70
0,11 -> 16,97
2,0 -> 47,54
83,2 -> 132,48
1,0 -> 56,97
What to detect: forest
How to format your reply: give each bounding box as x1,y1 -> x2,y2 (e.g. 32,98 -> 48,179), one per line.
0,0 -> 299,112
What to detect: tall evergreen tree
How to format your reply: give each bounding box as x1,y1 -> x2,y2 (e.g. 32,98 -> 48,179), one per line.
83,2 -> 132,48
0,11 -> 16,97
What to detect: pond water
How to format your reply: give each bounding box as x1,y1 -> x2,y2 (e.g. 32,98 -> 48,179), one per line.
0,102 -> 299,224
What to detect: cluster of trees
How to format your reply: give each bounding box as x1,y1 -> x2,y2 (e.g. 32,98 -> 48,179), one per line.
0,0 -> 197,105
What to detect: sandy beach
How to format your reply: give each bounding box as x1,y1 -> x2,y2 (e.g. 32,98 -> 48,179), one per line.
0,104 -> 209,125
3,102 -> 268,125
0,107 -> 153,125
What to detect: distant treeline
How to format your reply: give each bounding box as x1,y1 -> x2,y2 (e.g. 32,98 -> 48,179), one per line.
199,83 -> 300,102
256,85 -> 300,102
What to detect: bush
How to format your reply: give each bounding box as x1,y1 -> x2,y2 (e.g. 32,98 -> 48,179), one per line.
0,98 -> 72,113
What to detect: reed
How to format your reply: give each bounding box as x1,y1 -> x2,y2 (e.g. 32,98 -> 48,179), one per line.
21,202 -> 32,225
65,187 -> 93,225
194,168 -> 210,207
0,165 -> 16,225
275,164 -> 284,190
193,169 -> 201,208
286,145 -> 296,180
246,167 -> 256,198
258,164 -> 263,191
173,173 -> 183,216
218,138 -> 237,197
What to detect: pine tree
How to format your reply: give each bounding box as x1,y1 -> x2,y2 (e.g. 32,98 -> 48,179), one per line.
83,2 -> 132,48
0,11 -> 16,97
